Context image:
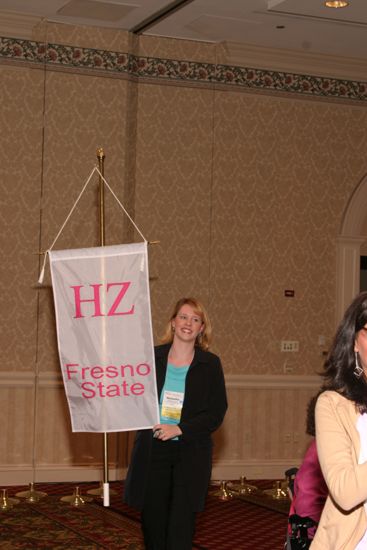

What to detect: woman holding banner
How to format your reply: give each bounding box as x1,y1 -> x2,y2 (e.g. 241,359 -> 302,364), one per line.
124,297 -> 227,550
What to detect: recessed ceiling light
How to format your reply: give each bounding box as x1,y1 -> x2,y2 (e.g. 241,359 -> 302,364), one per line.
325,1 -> 349,7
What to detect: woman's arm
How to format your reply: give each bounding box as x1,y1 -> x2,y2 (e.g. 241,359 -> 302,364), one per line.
178,357 -> 227,440
316,392 -> 367,511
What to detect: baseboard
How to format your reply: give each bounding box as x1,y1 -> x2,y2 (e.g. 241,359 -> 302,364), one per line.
211,459 -> 300,481
0,465 -> 128,486
0,458 -> 298,486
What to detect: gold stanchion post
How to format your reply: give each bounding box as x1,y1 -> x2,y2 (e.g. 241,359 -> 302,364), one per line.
212,481 -> 233,500
0,488 -> 20,511
16,482 -> 47,503
61,486 -> 93,506
263,480 -> 289,500
228,476 -> 258,495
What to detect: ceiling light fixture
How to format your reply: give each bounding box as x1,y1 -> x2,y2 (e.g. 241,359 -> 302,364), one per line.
325,1 -> 349,7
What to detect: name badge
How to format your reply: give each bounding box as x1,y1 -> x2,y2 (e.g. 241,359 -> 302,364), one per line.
161,390 -> 184,421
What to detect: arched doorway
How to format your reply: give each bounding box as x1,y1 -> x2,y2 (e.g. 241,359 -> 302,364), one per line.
336,173 -> 367,322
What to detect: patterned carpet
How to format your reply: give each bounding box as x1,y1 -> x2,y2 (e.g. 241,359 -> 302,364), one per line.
0,481 -> 289,549
194,482 -> 288,550
0,489 -> 144,549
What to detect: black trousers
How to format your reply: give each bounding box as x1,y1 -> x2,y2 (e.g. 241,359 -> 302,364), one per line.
141,439 -> 196,550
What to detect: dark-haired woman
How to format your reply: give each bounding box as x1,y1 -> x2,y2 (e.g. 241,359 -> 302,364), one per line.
311,291 -> 367,549
124,297 -> 227,550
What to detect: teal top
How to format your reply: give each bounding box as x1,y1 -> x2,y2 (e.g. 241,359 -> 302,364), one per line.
159,363 -> 189,435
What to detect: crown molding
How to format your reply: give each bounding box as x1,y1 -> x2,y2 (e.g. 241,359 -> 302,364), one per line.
0,10 -> 43,40
219,41 -> 367,82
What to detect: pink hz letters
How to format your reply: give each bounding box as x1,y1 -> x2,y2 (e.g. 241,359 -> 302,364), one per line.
71,282 -> 134,318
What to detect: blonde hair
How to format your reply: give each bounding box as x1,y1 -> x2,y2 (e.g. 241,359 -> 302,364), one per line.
160,297 -> 212,351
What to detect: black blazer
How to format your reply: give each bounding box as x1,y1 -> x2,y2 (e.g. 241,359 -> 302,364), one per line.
124,343 -> 228,511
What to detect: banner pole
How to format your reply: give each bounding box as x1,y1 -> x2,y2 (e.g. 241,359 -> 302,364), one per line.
98,148 -> 105,247
98,148 -> 110,507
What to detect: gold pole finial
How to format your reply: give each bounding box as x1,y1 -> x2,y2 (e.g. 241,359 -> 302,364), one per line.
96,147 -> 105,160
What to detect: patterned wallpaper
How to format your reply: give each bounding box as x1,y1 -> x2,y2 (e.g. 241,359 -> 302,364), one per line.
135,84 -> 367,374
209,93 -> 361,372
0,65 -> 44,372
134,82 -> 215,338
1,22 -> 367,381
2,20 -> 367,478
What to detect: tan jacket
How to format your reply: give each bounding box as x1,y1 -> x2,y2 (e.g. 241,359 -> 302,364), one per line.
311,391 -> 367,549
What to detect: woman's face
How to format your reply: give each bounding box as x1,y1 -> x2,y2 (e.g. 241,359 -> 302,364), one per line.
172,304 -> 204,345
355,326 -> 367,372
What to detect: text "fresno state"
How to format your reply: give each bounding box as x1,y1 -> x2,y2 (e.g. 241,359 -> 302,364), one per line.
65,362 -> 151,399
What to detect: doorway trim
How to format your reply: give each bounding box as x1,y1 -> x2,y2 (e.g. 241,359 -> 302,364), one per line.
336,174 -> 367,323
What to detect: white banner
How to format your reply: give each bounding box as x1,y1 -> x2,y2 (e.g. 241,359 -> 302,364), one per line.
49,242 -> 159,433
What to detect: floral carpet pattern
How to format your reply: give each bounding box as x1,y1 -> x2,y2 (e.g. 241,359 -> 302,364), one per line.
0,484 -> 143,549
0,481 -> 288,549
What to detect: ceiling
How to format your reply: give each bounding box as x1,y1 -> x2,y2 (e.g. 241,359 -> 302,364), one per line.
0,0 -> 366,62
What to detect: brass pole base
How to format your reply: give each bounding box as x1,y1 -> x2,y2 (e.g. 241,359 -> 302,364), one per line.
60,486 -> 93,506
0,488 -> 20,511
229,476 -> 258,495
16,482 -> 47,503
212,481 -> 233,500
263,480 -> 289,500
87,483 -> 117,497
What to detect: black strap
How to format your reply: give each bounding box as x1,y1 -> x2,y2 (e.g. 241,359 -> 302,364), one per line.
288,514 -> 317,550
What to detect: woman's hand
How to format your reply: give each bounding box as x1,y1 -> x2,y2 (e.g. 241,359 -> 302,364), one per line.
153,423 -> 182,441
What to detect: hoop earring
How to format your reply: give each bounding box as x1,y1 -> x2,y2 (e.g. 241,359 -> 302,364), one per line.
354,351 -> 364,379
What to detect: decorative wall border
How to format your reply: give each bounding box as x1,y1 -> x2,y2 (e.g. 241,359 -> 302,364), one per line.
1,36 -> 367,102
